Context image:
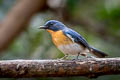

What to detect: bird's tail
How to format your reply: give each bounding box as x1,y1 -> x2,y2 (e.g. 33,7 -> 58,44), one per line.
90,47 -> 108,58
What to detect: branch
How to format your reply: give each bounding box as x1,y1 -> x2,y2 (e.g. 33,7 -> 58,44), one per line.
0,58 -> 120,78
0,0 -> 47,51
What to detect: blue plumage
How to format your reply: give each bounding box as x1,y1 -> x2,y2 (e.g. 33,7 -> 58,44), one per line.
40,20 -> 108,58
63,28 -> 90,48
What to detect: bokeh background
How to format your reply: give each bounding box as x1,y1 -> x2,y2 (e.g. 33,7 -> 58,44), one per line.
0,0 -> 120,80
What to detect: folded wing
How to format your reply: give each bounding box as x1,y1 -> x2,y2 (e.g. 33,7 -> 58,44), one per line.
63,28 -> 90,48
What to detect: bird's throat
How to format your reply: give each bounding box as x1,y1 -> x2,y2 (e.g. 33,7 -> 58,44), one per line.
47,29 -> 55,34
47,29 -> 73,46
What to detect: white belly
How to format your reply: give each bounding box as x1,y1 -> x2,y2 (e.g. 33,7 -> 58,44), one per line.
58,43 -> 84,55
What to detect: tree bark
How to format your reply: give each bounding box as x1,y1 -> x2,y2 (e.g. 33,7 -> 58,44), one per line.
0,58 -> 119,78
0,0 -> 47,51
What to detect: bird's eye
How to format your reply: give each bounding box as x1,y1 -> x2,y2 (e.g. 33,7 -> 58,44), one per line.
50,22 -> 54,25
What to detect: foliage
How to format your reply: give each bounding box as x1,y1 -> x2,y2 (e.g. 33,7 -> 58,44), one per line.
0,0 -> 120,80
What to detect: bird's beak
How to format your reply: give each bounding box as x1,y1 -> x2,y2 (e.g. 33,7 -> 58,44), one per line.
39,26 -> 47,29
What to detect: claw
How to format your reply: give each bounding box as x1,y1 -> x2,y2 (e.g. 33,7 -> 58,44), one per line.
76,53 -> 80,60
59,54 -> 69,60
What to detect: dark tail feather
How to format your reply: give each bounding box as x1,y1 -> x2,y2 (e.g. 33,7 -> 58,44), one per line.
90,47 -> 108,58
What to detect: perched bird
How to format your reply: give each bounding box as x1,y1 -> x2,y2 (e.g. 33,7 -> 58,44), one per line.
39,20 -> 108,59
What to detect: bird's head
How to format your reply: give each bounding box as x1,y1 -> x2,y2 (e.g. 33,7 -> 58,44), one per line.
39,20 -> 66,32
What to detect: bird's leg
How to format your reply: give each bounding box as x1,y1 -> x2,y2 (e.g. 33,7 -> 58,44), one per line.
60,54 -> 69,60
76,52 -> 80,60
72,52 -> 80,61
81,53 -> 96,60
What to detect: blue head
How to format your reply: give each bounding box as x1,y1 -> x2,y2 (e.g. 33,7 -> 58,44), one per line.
40,20 -> 66,31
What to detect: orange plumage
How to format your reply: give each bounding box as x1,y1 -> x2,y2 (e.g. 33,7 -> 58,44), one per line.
40,20 -> 108,58
47,29 -> 73,47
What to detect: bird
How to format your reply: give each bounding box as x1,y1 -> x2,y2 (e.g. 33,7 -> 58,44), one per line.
39,20 -> 108,59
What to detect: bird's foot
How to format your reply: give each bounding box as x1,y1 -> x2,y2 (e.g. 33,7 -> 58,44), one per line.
85,56 -> 97,60
72,57 -> 80,61
72,53 -> 80,61
58,54 -> 69,60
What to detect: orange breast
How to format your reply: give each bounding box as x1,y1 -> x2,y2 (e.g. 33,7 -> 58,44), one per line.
47,30 -> 73,47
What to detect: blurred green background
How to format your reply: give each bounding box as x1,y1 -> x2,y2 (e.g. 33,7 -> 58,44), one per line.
0,0 -> 120,80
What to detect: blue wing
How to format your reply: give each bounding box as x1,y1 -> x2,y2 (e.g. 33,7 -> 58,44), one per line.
63,28 -> 90,48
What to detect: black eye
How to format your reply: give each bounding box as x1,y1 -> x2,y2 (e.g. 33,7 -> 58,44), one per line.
49,22 -> 54,25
